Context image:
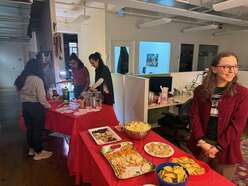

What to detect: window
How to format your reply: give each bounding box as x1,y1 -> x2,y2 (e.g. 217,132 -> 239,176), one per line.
139,41 -> 171,74
197,44 -> 218,71
114,46 -> 129,74
179,44 -> 194,72
69,42 -> 78,55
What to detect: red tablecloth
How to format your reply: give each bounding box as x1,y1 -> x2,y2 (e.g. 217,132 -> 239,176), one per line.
19,101 -> 119,182
78,129 -> 236,186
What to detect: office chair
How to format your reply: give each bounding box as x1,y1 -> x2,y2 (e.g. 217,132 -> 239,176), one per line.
156,98 -> 193,150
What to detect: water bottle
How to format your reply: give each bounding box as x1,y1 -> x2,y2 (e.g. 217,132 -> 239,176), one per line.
62,86 -> 69,103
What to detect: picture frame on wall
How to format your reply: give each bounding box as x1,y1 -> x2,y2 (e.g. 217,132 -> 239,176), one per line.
146,53 -> 159,67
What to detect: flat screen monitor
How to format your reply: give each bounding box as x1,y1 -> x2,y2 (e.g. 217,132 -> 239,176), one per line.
149,76 -> 172,94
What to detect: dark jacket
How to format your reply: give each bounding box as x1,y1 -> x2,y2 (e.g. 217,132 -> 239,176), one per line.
95,63 -> 114,105
189,84 -> 248,164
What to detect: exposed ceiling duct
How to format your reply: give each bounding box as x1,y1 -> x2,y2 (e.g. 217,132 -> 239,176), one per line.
89,0 -> 248,27
213,0 -> 248,12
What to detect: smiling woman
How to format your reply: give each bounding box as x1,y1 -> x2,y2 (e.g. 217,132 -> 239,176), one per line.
188,51 -> 248,180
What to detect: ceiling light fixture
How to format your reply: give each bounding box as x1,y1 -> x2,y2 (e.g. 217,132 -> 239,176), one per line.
138,17 -> 172,28
176,0 -> 190,4
182,24 -> 219,33
213,0 -> 248,11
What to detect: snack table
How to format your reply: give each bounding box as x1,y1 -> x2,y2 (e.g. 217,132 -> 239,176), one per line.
19,101 -> 119,179
77,128 -> 236,186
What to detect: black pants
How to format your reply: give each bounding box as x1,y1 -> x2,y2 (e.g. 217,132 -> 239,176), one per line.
103,93 -> 114,105
74,84 -> 85,99
22,102 -> 45,153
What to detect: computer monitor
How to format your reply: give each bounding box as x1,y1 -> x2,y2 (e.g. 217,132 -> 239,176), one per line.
149,76 -> 172,95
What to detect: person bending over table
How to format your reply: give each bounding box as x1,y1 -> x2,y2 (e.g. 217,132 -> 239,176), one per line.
14,58 -> 53,160
88,52 -> 114,105
189,51 -> 248,180
69,53 -> 90,99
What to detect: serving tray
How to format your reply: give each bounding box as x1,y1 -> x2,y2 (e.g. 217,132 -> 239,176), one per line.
88,126 -> 122,145
101,141 -> 155,179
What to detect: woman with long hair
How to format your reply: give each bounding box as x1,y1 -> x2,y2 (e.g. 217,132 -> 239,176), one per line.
88,52 -> 114,105
15,58 -> 53,160
189,51 -> 248,179
69,53 -> 90,99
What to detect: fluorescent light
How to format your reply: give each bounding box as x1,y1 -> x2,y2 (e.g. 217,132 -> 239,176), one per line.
182,24 -> 219,33
213,0 -> 248,11
138,18 -> 172,28
213,29 -> 248,36
176,0 -> 190,4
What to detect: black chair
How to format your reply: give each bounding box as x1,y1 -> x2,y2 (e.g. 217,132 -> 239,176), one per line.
154,98 -> 193,150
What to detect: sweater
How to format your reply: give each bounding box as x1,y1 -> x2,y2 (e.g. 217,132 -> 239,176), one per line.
19,76 -> 51,109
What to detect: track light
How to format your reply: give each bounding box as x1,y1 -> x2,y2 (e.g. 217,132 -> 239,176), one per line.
181,24 -> 219,33
213,0 -> 248,11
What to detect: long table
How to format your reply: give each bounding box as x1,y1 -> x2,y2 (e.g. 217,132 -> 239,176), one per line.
19,101 -> 119,182
78,128 -> 236,186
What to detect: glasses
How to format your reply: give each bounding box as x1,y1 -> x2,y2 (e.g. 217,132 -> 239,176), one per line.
216,65 -> 238,71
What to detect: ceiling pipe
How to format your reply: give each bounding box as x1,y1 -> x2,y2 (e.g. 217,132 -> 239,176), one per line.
56,2 -> 105,10
213,0 -> 248,11
137,18 -> 172,29
0,0 -> 32,6
89,0 -> 248,27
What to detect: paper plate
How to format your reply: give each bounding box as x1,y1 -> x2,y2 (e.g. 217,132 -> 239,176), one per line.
144,142 -> 174,158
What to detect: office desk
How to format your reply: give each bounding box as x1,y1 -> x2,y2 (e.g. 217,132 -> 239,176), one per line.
148,95 -> 192,110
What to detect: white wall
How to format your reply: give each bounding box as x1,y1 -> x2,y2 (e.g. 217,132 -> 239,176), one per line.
238,71 -> 248,87
56,8 -> 106,84
55,9 -> 248,85
215,32 -> 248,69
106,13 -> 221,72
78,8 -> 106,84
0,41 -> 28,88
106,13 -> 248,72
170,71 -> 203,91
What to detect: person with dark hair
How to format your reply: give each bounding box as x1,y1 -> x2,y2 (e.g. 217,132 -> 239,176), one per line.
88,52 -> 114,105
69,53 -> 90,98
14,58 -> 53,161
189,51 -> 248,179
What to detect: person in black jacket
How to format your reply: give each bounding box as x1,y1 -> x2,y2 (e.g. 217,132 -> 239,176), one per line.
88,52 -> 114,105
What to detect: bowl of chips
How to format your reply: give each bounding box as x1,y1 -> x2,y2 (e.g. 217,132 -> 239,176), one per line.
155,162 -> 188,186
123,121 -> 151,140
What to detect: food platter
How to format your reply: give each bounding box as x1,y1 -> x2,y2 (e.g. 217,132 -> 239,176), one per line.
101,141 -> 155,179
88,126 -> 122,145
144,142 -> 174,158
170,156 -> 209,176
